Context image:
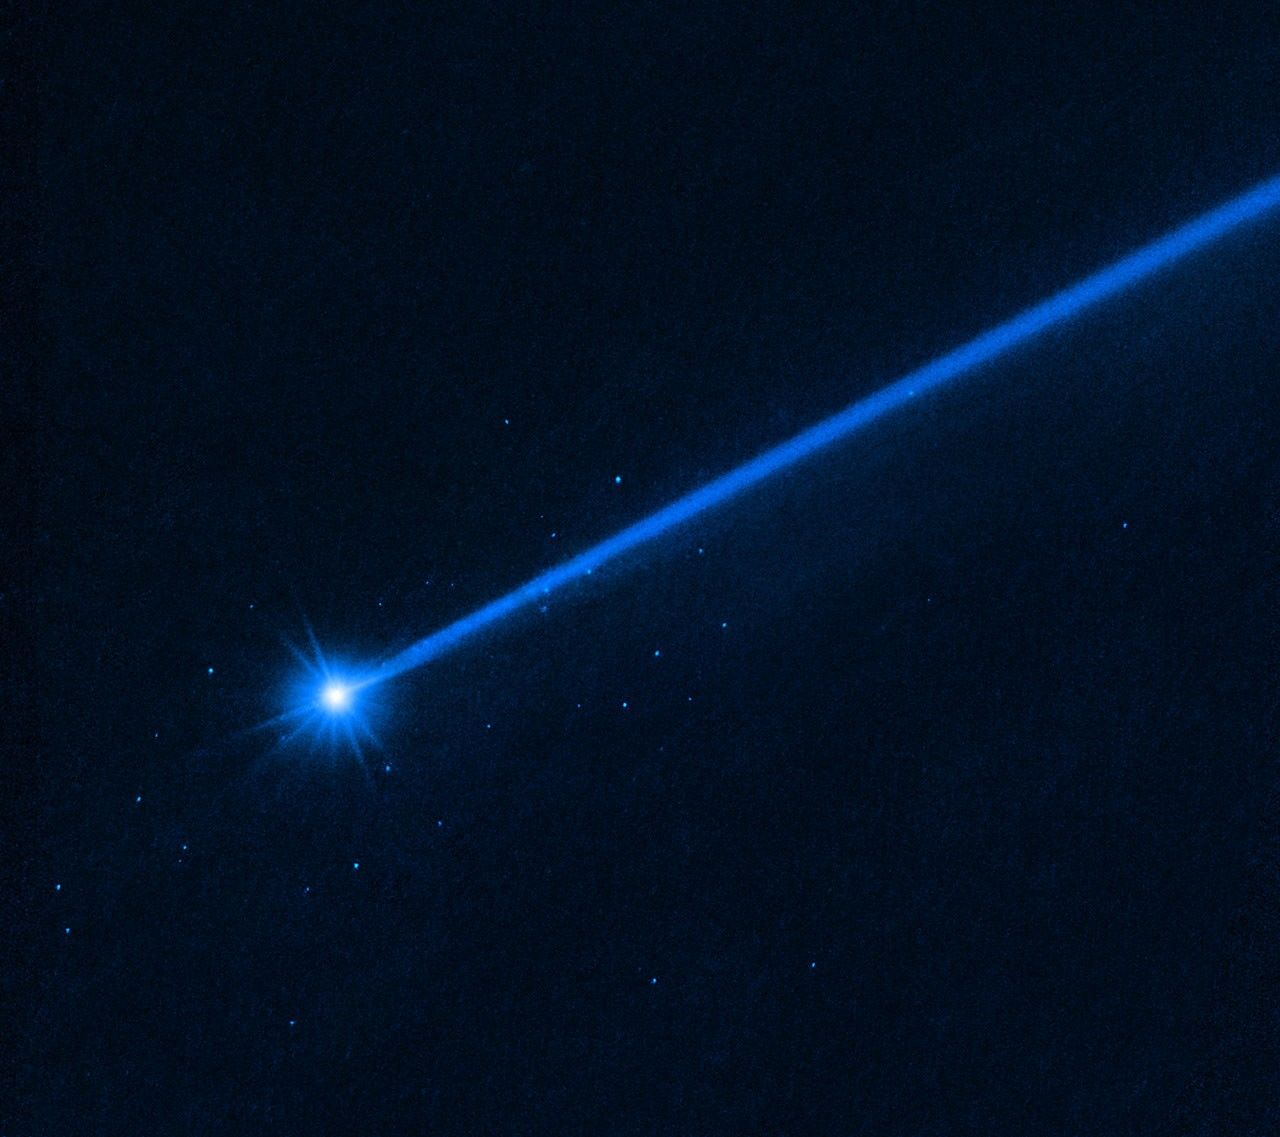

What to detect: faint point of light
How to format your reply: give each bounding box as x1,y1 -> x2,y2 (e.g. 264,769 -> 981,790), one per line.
614,475 -> 623,485
352,861 -> 360,870
320,681 -> 353,713
55,883 -> 61,892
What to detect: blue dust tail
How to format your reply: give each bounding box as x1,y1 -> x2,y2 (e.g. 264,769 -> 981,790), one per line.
359,173 -> 1280,688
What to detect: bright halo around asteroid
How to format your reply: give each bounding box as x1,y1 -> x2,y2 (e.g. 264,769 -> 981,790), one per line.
320,680 -> 353,713
258,627 -> 384,763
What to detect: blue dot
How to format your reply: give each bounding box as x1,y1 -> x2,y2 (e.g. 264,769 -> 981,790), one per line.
207,667 -> 214,675
64,927 -> 71,935
55,883 -> 61,892
614,475 -> 623,485
653,649 -> 661,658
353,862 -> 360,871
649,976 -> 657,985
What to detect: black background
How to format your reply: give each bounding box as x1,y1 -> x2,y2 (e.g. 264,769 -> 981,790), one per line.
13,3 -> 1280,1132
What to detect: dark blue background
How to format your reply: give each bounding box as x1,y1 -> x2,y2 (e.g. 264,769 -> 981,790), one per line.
15,3 -> 1280,1132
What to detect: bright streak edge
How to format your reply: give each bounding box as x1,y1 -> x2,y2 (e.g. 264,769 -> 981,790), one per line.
360,173 -> 1280,687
